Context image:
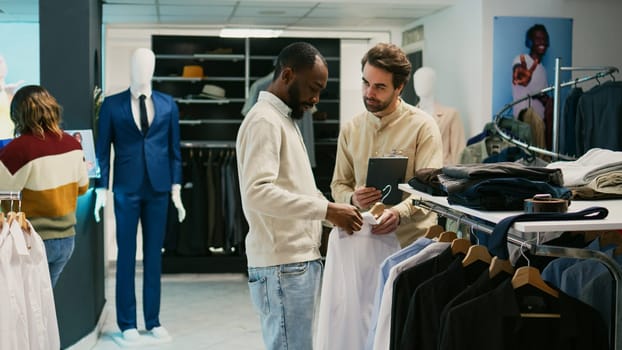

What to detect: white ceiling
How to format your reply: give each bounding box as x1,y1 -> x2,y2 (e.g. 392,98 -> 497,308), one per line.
0,0 -> 455,29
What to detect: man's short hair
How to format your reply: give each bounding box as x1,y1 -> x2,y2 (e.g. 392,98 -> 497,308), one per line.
273,42 -> 327,81
361,43 -> 412,90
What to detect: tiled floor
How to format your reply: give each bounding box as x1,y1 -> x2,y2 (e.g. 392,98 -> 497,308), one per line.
91,271 -> 264,349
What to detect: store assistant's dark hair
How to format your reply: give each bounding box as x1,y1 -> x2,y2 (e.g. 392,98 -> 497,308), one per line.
273,42 -> 327,81
361,43 -> 412,90
10,85 -> 63,139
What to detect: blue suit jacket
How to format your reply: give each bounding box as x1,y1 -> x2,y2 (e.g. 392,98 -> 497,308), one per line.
95,89 -> 182,193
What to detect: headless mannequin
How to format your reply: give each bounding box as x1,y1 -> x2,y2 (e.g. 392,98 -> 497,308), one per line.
94,48 -> 185,344
94,49 -> 185,222
413,66 -> 465,165
413,66 -> 436,117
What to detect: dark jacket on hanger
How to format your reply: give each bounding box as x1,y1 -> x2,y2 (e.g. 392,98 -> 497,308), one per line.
576,81 -> 622,155
438,279 -> 608,350
560,87 -> 583,156
399,257 -> 489,350
390,247 -> 455,350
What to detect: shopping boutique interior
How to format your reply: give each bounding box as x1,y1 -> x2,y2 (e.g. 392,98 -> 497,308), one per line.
1,0 -> 622,349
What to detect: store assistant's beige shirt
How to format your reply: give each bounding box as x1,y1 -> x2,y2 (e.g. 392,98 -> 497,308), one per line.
331,100 -> 443,247
236,91 -> 328,267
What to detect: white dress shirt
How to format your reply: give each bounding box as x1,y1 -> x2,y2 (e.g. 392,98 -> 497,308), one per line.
315,212 -> 401,350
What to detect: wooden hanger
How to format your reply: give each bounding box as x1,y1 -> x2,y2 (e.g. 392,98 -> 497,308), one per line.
369,202 -> 385,220
511,266 -> 559,298
7,211 -> 29,232
423,224 -> 444,239
17,212 -> 29,232
437,231 -> 457,243
450,238 -> 471,255
461,244 -> 492,267
488,256 -> 514,278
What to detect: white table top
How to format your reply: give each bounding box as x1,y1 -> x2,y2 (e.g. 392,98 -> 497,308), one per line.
399,183 -> 622,233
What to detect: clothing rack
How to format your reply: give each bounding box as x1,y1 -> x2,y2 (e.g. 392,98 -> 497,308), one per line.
494,61 -> 619,160
180,140 -> 236,149
0,191 -> 22,212
409,194 -> 622,350
0,191 -> 21,201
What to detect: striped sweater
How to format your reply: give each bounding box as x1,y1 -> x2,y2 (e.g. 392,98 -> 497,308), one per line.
0,131 -> 89,240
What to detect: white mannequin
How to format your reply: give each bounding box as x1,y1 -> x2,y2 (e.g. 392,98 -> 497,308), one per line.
413,66 -> 465,166
129,48 -> 155,97
94,48 -> 186,223
413,66 -> 436,117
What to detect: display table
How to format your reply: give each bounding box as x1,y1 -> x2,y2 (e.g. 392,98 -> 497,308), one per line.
399,183 -> 622,232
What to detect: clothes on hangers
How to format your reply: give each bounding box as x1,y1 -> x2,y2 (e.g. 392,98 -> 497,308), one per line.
163,147 -> 248,256
315,212 -> 400,350
518,107 -> 547,149
0,219 -> 60,350
369,241 -> 451,350
438,278 -> 608,350
399,253 -> 489,350
576,81 -> 622,155
559,87 -> 583,156
364,237 -> 435,350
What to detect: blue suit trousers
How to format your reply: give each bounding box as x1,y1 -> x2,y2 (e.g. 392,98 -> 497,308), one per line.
114,178 -> 168,331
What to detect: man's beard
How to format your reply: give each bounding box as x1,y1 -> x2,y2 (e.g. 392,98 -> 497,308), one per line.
287,82 -> 310,120
363,91 -> 395,113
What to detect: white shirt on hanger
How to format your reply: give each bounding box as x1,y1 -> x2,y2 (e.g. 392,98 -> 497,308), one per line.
315,212 -> 401,350
16,221 -> 60,350
0,221 -> 30,350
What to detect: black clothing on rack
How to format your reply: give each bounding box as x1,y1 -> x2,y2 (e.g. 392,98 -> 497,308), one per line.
438,279 -> 608,350
389,247 -> 455,350
560,87 -> 583,157
399,256 -> 489,350
576,81 -> 622,155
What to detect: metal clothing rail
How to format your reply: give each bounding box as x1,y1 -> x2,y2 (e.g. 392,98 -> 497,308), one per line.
0,191 -> 21,201
180,140 -> 236,149
493,62 -> 619,160
413,197 -> 622,350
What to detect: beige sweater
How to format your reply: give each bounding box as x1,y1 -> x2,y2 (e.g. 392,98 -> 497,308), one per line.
331,100 -> 443,247
236,91 -> 327,267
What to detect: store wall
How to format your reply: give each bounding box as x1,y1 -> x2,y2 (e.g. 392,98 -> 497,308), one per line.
405,0 -> 622,139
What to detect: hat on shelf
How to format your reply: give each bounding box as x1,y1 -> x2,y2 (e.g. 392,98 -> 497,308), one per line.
182,65 -> 204,78
199,84 -> 226,99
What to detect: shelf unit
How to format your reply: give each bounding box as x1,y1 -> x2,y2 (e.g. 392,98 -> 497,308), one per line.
152,35 -> 341,272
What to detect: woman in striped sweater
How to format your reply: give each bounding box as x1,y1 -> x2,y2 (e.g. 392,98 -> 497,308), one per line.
0,85 -> 89,286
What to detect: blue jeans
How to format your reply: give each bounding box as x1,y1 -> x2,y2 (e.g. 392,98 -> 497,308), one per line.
44,236 -> 75,287
248,259 -> 323,350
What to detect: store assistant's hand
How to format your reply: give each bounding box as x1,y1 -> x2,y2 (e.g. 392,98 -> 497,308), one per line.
326,202 -> 363,234
371,208 -> 400,235
512,55 -> 539,86
94,188 -> 107,223
171,184 -> 186,222
352,186 -> 382,210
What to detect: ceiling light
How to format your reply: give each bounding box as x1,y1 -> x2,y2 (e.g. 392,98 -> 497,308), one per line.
219,28 -> 283,38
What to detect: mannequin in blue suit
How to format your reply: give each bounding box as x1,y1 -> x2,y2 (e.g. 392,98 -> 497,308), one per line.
94,48 -> 185,343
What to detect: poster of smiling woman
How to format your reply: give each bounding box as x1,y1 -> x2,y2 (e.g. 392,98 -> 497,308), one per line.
492,16 -> 573,150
